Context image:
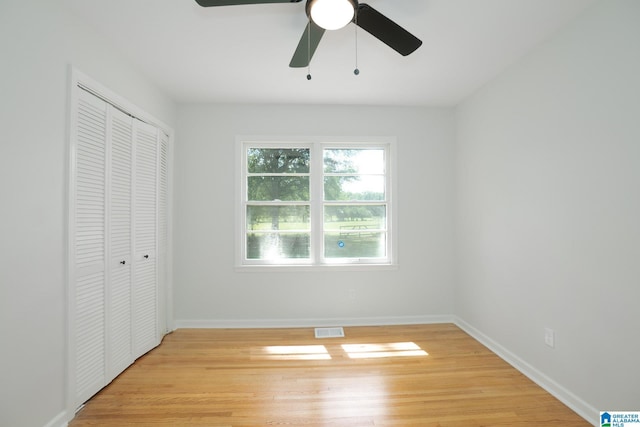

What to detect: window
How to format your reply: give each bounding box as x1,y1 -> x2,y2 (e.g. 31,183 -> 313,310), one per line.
238,139 -> 395,268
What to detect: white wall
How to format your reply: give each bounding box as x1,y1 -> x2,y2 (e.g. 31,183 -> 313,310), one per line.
0,1 -> 176,426
455,0 -> 640,416
174,104 -> 455,325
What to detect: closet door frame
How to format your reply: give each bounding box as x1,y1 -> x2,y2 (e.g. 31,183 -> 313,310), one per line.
67,68 -> 174,416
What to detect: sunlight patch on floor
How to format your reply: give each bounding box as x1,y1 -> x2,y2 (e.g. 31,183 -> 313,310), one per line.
254,345 -> 332,360
342,342 -> 428,359
252,341 -> 428,360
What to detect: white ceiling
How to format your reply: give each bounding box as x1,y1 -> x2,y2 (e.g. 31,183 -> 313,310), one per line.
64,0 -> 597,106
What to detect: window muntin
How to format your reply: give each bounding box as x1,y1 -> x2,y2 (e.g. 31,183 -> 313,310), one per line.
241,142 -> 392,267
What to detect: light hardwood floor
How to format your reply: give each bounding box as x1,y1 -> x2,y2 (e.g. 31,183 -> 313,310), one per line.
69,324 -> 590,426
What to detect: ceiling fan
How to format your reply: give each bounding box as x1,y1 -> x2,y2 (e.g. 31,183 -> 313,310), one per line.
194,0 -> 422,68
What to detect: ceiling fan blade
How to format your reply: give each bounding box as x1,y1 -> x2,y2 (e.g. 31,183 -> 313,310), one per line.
195,0 -> 302,7
355,3 -> 422,56
289,21 -> 326,68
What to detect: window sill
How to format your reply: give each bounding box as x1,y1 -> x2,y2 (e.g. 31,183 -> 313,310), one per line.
235,263 -> 399,273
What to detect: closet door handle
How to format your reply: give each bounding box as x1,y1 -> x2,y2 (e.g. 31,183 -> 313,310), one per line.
120,260 -> 126,265
144,254 -> 149,259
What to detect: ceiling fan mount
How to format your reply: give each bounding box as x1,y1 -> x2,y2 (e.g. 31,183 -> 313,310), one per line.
195,0 -> 422,68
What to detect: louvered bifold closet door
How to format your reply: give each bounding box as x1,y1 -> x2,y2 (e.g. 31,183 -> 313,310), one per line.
108,108 -> 134,380
133,120 -> 159,358
157,132 -> 169,335
70,82 -> 170,412
73,89 -> 108,406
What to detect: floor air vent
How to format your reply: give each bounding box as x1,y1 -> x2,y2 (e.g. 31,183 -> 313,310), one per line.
314,327 -> 345,339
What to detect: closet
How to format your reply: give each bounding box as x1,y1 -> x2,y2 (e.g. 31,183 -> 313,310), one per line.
68,85 -> 169,409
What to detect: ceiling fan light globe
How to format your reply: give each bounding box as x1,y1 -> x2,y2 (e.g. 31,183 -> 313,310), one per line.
310,0 -> 355,31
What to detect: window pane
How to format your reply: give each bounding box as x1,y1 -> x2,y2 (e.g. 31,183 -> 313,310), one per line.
248,176 -> 309,201
324,232 -> 386,258
324,176 -> 385,201
324,149 -> 384,174
247,233 -> 310,260
324,205 -> 386,229
248,148 -> 310,174
247,206 -> 310,231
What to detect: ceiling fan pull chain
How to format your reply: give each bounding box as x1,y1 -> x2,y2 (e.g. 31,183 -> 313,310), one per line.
307,14 -> 312,80
354,7 -> 360,76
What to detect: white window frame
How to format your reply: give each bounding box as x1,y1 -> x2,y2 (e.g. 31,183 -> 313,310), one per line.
236,136 -> 398,271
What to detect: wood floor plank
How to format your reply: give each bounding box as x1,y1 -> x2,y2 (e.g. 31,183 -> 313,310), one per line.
69,324 -> 590,426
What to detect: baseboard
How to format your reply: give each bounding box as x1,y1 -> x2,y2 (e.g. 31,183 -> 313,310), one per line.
174,314 -> 454,329
453,316 -> 598,426
43,410 -> 68,427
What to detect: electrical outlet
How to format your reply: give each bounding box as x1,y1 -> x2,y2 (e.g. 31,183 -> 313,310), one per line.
348,288 -> 356,300
544,328 -> 555,348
